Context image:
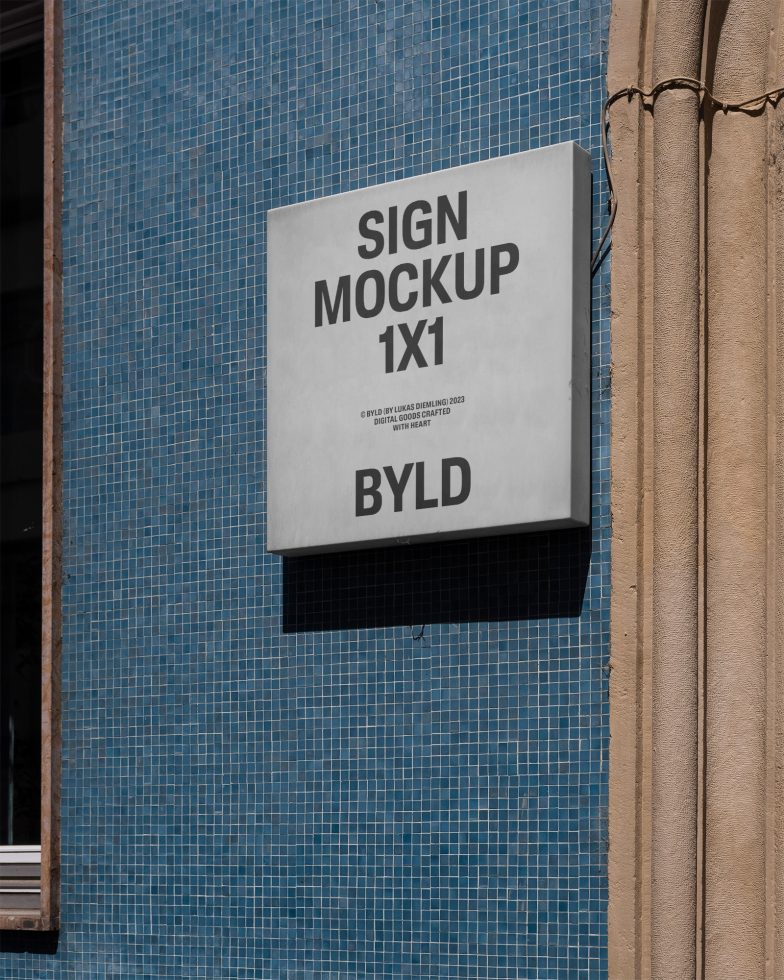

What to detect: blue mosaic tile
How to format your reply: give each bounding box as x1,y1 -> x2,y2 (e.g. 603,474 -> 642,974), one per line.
0,0 -> 610,976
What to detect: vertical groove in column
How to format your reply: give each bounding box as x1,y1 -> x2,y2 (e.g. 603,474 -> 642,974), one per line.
607,3 -> 652,976
766,9 -> 781,978
773,3 -> 784,975
704,1 -> 773,976
650,4 -> 706,977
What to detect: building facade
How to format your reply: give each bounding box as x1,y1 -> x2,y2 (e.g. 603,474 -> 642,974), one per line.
0,0 -> 612,976
29,0 -> 784,977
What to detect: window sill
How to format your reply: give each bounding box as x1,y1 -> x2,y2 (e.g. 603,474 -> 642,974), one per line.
0,913 -> 55,932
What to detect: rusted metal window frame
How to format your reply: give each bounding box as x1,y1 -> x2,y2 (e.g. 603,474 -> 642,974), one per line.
0,0 -> 62,932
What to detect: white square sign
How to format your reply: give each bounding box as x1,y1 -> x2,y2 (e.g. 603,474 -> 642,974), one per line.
267,142 -> 591,554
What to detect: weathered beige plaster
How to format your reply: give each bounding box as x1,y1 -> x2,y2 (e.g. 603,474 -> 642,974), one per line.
775,8 -> 784,973
703,3 -> 775,974
607,2 -> 652,975
609,0 -> 784,975
650,4 -> 706,976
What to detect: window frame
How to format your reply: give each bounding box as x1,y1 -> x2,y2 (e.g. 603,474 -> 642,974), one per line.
0,0 -> 62,932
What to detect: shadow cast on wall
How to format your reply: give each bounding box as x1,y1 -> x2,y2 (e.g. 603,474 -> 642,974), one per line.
282,526 -> 592,632
0,931 -> 58,954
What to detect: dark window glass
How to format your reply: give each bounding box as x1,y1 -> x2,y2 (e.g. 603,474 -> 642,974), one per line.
0,1 -> 44,847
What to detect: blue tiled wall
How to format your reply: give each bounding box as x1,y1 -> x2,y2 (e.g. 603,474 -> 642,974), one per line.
0,0 -> 610,976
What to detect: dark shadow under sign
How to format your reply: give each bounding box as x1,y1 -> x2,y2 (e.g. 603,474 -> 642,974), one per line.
282,526 -> 592,632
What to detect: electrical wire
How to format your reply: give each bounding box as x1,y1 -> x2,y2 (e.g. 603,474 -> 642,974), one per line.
591,76 -> 784,276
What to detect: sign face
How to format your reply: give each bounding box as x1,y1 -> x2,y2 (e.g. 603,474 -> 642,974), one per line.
267,142 -> 591,554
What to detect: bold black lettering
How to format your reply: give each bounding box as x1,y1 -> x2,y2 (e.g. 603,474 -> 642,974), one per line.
422,254 -> 452,306
397,320 -> 428,371
383,463 -> 414,512
389,205 -> 398,255
402,200 -> 432,250
355,269 -> 385,318
437,190 -> 467,244
356,469 -> 382,516
442,457 -> 471,506
389,263 -> 419,312
358,210 -> 384,259
379,324 -> 395,373
315,276 -> 351,327
428,316 -> 443,365
455,248 -> 485,300
490,243 -> 520,294
415,461 -> 438,509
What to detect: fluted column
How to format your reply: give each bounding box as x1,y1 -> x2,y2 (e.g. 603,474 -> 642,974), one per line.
650,4 -> 706,977
609,1 -> 784,976
704,2 -> 775,976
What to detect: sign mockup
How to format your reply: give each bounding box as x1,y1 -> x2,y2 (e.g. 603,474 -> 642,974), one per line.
267,142 -> 591,554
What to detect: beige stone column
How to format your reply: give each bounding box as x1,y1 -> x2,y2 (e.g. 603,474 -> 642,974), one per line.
776,10 -> 784,971
704,1 -> 775,976
609,0 -> 784,977
607,4 -> 650,975
650,5 -> 706,978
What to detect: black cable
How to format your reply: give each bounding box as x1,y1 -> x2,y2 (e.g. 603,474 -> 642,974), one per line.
591,76 -> 784,276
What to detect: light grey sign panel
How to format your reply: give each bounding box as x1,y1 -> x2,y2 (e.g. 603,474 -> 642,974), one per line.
267,142 -> 590,554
